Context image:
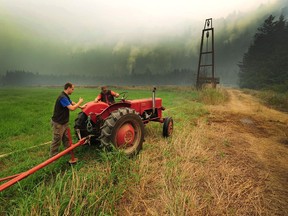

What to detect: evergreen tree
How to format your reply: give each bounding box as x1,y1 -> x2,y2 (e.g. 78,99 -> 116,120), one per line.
239,15 -> 288,91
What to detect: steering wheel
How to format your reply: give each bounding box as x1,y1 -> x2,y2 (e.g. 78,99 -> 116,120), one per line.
116,92 -> 128,102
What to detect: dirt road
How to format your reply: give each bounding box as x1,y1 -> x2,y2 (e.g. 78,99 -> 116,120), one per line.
207,88 -> 288,214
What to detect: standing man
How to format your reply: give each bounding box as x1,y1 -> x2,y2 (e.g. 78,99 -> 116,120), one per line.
50,82 -> 85,157
94,86 -> 119,105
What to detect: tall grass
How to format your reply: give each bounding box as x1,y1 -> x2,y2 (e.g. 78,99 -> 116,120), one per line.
198,87 -> 229,105
8,150 -> 136,215
257,90 -> 288,112
242,88 -> 288,112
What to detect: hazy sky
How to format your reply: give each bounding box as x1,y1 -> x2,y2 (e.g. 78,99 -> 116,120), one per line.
1,0 -> 277,20
0,0 -> 279,43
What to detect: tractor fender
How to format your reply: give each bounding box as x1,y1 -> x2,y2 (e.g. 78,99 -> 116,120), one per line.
82,101 -> 109,116
82,101 -> 131,123
100,102 -> 131,121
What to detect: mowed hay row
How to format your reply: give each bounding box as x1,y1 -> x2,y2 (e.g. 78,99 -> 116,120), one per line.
116,120 -> 269,215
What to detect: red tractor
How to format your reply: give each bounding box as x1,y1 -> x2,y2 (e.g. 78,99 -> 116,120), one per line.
74,87 -> 173,156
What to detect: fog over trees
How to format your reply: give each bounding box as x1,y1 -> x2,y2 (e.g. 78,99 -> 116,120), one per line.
0,0 -> 287,87
239,15 -> 288,91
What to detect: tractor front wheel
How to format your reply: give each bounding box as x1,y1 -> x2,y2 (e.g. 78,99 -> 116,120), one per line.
163,117 -> 173,137
100,108 -> 144,157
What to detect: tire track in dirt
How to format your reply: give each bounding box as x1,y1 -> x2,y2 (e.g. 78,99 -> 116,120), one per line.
207,88 -> 288,214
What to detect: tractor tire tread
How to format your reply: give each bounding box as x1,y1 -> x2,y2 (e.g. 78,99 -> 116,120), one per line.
99,108 -> 143,155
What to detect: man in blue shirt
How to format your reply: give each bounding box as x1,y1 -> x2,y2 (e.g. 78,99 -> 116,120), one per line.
50,82 -> 85,157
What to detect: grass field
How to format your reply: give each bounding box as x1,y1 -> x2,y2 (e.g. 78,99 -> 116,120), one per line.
0,86 -> 219,215
1,86 -> 285,215
4,86 -> 287,215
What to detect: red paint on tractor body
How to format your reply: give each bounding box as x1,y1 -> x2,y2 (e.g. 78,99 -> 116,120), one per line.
82,98 -> 163,124
129,98 -> 162,118
82,101 -> 109,122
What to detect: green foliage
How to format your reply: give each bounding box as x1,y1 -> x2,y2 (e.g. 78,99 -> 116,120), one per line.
239,14 -> 288,91
267,81 -> 288,93
242,88 -> 288,112
256,90 -> 288,112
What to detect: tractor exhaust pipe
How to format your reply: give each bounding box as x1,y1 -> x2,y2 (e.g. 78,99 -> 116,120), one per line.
152,86 -> 156,114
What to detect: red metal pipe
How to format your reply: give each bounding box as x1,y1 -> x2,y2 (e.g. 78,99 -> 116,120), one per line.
67,128 -> 78,164
0,137 -> 87,192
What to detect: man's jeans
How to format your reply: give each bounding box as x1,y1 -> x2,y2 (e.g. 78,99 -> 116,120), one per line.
50,120 -> 69,157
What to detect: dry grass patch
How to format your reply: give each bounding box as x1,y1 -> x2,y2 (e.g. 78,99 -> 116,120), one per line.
115,117 -> 272,215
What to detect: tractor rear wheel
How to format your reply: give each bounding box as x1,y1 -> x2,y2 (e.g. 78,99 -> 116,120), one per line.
100,108 -> 144,157
163,117 -> 173,137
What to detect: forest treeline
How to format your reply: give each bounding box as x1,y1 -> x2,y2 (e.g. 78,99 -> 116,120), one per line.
239,14 -> 288,92
0,69 -> 195,86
